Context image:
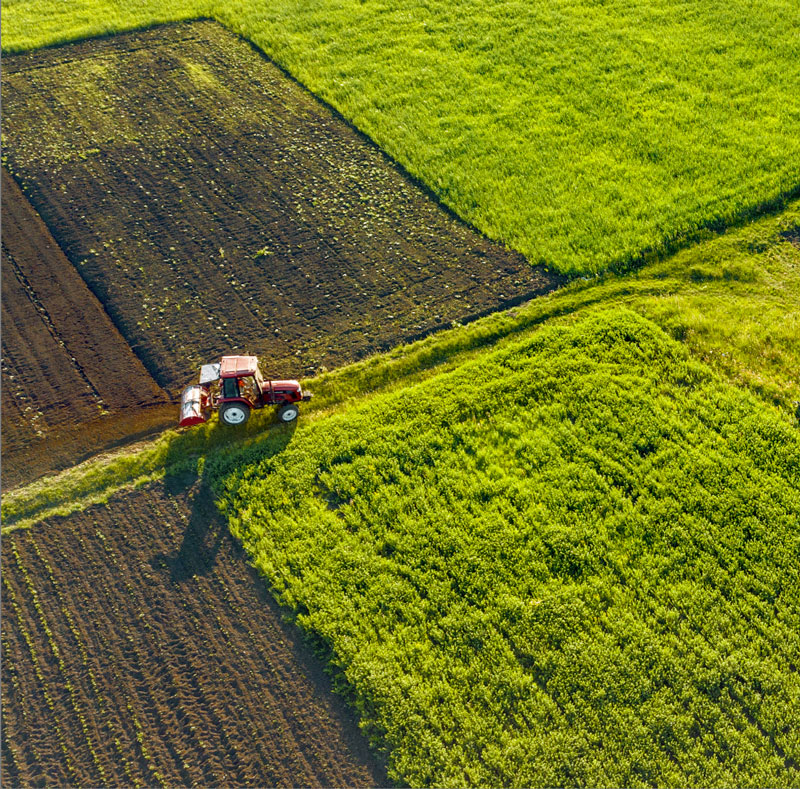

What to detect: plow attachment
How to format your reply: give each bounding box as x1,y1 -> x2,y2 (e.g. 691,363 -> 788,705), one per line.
179,385 -> 210,428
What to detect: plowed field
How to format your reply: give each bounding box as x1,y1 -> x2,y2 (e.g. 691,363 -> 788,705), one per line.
0,478 -> 387,787
1,20 -> 561,395
1,170 -> 173,488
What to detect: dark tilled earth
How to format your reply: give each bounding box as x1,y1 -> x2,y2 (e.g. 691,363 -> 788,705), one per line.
2,20 -> 563,396
1,478 -> 388,788
0,21 -> 564,784
1,169 -> 173,489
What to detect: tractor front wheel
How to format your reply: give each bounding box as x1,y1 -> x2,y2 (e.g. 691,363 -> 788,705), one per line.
220,402 -> 251,426
278,403 -> 299,423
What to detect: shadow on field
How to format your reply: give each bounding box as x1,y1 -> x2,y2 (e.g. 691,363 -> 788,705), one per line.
154,417 -> 297,583
157,477 -> 225,583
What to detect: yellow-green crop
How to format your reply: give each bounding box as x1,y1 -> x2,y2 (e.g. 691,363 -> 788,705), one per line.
216,309 -> 800,786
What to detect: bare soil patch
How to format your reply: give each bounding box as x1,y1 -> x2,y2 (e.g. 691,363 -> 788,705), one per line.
1,477 -> 387,788
1,170 -> 173,488
780,225 -> 800,249
1,20 -> 562,397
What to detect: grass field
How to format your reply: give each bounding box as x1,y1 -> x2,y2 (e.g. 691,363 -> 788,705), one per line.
215,308 -> 800,787
3,205 -> 799,785
4,0 -> 800,274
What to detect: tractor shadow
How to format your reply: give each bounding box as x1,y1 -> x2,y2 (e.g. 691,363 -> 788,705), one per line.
156,477 -> 225,583
153,417 -> 297,583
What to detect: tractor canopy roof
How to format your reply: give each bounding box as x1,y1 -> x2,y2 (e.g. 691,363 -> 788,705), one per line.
220,355 -> 260,378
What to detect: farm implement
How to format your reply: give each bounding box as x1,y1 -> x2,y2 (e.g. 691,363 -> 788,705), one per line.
179,355 -> 311,427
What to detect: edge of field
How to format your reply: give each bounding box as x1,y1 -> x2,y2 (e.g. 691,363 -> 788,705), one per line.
4,196 -> 799,531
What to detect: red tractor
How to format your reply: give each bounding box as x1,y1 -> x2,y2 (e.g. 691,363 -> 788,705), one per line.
179,355 -> 311,428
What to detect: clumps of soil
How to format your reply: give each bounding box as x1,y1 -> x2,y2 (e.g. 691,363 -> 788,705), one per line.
1,482 -> 387,788
2,21 -> 563,397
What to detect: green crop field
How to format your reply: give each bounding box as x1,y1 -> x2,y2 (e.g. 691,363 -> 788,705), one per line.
215,309 -> 800,787
4,0 -> 800,274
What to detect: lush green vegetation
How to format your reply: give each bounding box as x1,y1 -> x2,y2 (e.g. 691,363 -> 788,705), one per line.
611,209 -> 800,410
216,309 -> 800,786
4,0 -> 800,274
4,4 -> 799,784
0,0 -> 207,52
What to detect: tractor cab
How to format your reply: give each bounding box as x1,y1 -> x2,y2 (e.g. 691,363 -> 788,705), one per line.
179,355 -> 311,428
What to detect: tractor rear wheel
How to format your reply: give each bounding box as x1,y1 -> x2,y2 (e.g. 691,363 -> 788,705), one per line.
220,402 -> 251,425
278,403 -> 299,423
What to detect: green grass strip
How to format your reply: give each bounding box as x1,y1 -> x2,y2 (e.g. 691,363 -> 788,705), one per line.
4,200 -> 798,529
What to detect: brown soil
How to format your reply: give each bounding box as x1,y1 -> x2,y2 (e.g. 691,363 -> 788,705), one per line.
1,20 -> 563,399
1,26 -> 561,778
1,478 -> 388,788
1,170 -> 174,488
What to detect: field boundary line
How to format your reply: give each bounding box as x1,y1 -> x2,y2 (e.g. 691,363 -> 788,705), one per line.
0,276 -> 695,532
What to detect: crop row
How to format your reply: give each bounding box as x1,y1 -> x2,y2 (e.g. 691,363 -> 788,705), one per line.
0,484 -> 384,787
